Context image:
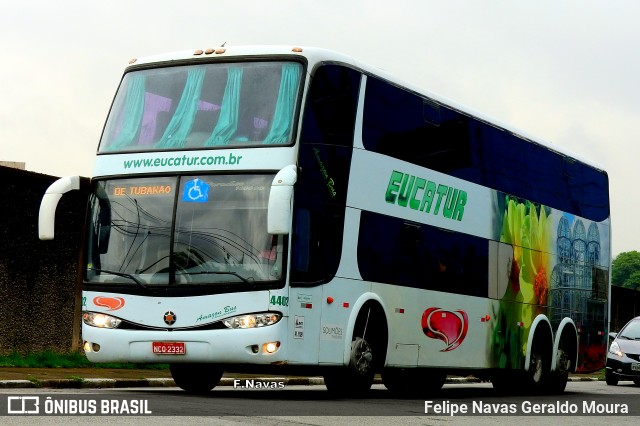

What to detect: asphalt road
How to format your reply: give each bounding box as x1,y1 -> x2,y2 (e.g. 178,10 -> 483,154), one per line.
1,380 -> 639,425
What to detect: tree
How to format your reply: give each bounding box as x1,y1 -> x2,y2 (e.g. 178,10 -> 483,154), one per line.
612,251 -> 640,289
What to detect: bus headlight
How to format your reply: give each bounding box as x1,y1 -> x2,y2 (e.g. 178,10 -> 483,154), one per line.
223,312 -> 281,329
82,311 -> 122,329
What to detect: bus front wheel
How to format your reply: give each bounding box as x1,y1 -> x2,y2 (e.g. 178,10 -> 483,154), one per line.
170,363 -> 223,393
324,337 -> 375,394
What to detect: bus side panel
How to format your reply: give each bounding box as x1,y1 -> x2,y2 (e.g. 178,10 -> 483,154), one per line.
319,278 -> 372,365
375,283 -> 495,369
285,286 -> 323,365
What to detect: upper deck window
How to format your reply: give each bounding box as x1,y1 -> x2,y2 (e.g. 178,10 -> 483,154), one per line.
99,61 -> 303,153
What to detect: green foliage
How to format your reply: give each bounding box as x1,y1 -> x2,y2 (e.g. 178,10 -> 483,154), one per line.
0,350 -> 88,368
0,350 -> 168,370
612,251 -> 640,289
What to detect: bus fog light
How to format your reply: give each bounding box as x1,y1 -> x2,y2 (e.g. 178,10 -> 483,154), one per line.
83,341 -> 101,353
263,341 -> 280,354
223,312 -> 282,329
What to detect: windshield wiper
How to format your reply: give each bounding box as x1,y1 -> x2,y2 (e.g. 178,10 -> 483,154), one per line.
88,267 -> 147,289
181,270 -> 250,284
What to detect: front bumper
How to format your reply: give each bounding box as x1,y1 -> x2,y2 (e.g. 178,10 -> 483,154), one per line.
82,320 -> 288,364
605,356 -> 640,380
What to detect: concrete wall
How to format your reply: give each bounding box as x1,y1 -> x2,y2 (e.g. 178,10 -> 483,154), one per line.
0,166 -> 88,355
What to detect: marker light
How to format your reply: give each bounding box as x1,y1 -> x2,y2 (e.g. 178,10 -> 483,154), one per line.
82,311 -> 122,329
223,312 -> 281,329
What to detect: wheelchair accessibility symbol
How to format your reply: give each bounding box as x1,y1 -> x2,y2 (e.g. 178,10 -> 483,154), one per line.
182,178 -> 210,203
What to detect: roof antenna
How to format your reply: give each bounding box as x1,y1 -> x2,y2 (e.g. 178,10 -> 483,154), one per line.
221,42 -> 226,47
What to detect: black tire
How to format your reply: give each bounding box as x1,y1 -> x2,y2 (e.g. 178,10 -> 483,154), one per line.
492,334 -> 551,395
547,331 -> 574,394
170,363 -> 223,393
526,335 -> 550,393
324,337 -> 375,394
633,378 -> 640,386
546,371 -> 569,394
324,304 -> 388,396
605,370 -> 618,386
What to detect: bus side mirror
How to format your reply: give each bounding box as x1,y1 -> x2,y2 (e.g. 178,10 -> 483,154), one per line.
268,165 -> 297,235
38,175 -> 81,240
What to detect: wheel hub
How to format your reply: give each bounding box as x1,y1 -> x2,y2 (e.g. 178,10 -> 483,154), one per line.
351,338 -> 373,374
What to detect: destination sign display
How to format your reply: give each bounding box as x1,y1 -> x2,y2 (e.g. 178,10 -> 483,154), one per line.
112,184 -> 173,196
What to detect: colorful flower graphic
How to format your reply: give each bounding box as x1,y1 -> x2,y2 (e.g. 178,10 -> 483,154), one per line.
491,197 -> 552,368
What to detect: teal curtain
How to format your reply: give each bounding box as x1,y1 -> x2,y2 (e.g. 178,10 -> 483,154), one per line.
262,64 -> 301,145
204,67 -> 243,146
156,67 -> 206,148
106,75 -> 146,150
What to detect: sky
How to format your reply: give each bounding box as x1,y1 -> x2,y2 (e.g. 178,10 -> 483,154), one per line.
1,0 -> 638,256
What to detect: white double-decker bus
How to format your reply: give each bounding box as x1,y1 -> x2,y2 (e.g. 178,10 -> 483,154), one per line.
39,46 -> 610,394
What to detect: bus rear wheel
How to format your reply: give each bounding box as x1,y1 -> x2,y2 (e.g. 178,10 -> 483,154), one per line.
546,370 -> 569,394
546,344 -> 572,394
170,363 -> 223,393
525,334 -> 551,393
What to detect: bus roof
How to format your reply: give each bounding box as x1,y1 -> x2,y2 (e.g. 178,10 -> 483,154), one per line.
126,45 -> 606,173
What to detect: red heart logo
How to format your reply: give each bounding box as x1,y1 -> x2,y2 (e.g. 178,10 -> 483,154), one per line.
422,307 -> 468,351
93,296 -> 126,311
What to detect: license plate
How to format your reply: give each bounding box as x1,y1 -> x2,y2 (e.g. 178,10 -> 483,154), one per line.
632,363 -> 640,371
152,342 -> 186,355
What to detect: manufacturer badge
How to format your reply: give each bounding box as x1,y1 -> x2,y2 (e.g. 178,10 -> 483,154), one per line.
164,311 -> 177,325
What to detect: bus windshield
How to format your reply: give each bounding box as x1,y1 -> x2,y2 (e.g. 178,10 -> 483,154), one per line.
86,174 -> 283,287
99,61 -> 303,152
